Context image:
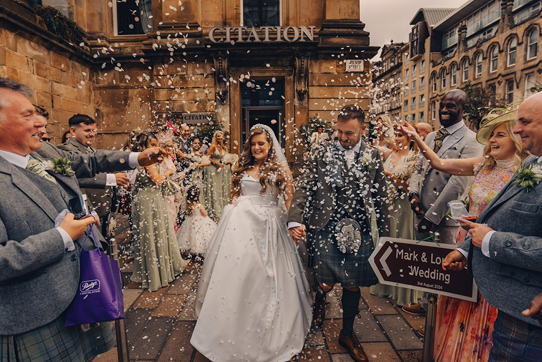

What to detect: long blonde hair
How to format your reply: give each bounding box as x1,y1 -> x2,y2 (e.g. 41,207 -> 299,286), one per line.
481,119 -> 528,171
230,128 -> 286,199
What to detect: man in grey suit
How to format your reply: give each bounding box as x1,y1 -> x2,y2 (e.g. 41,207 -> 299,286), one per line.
0,77 -> 164,361
58,114 -> 129,234
404,89 -> 483,317
444,92 -> 542,361
288,105 -> 390,362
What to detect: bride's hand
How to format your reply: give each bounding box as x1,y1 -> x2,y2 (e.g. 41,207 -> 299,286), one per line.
288,225 -> 306,244
398,121 -> 417,138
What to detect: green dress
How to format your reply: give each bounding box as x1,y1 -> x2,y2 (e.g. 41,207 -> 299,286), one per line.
131,169 -> 186,291
370,150 -> 424,306
201,148 -> 232,220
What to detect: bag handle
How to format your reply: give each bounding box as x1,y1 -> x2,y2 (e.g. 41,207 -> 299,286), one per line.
79,225 -> 100,258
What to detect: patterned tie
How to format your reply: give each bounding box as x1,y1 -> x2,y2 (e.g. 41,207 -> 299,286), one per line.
433,128 -> 450,153
26,157 -> 58,184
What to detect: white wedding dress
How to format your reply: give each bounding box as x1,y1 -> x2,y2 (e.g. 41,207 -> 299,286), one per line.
191,174 -> 313,362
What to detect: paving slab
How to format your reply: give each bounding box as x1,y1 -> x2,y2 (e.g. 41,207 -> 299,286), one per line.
306,329 -> 325,346
399,350 -> 423,362
363,342 -> 402,361
177,291 -> 197,321
376,315 -> 423,350
123,288 -> 144,312
130,316 -> 177,360
157,321 -> 197,362
152,294 -> 189,317
168,265 -> 200,295
353,310 -> 388,343
360,287 -> 398,315
125,308 -> 154,345
294,345 -> 331,361
133,287 -> 169,309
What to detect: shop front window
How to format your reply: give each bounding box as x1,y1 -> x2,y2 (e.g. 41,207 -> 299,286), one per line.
115,0 -> 152,35
243,0 -> 280,27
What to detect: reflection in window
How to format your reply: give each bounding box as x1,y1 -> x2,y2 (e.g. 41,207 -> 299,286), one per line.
115,0 -> 152,35
490,46 -> 498,72
451,64 -> 457,86
508,38 -> 517,66
440,68 -> 447,89
476,53 -> 483,77
243,0 -> 280,27
528,30 -> 538,60
506,79 -> 514,104
462,59 -> 470,81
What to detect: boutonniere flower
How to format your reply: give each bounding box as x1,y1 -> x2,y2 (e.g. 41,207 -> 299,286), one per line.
44,157 -> 75,177
359,148 -> 373,172
513,163 -> 542,192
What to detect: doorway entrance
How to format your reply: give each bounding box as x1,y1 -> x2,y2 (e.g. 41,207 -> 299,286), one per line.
241,78 -> 284,148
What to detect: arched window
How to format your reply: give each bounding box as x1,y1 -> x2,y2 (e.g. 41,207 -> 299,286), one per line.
490,47 -> 498,72
462,59 -> 469,82
431,73 -> 437,92
451,64 -> 457,86
508,38 -> 517,66
440,68 -> 447,89
475,53 -> 483,77
528,30 -> 539,60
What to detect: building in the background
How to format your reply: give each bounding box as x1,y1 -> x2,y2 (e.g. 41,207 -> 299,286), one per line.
422,0 -> 542,127
371,41 -> 407,122
403,8 -> 457,126
0,0 -> 379,164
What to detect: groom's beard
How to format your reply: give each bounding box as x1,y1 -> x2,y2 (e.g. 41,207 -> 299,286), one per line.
340,137 -> 361,150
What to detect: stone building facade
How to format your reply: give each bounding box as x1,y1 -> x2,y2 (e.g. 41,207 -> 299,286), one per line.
424,0 -> 542,126
371,42 -> 406,122
0,0 -> 378,163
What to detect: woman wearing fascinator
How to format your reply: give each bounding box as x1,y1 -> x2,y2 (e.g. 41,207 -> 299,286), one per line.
190,125 -> 313,361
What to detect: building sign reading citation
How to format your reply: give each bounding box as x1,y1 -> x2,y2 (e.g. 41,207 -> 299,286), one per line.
369,237 -> 478,302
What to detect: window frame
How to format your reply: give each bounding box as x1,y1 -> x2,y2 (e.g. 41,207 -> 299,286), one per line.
505,79 -> 514,104
451,64 -> 457,86
475,53 -> 483,77
440,68 -> 447,89
508,38 -> 517,66
527,29 -> 539,60
490,46 -> 498,72
462,59 -> 470,82
241,0 -> 283,27
431,73 -> 437,92
113,0 -> 152,36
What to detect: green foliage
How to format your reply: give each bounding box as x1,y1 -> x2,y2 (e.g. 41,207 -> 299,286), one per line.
299,116 -> 333,146
33,5 -> 87,49
513,164 -> 542,192
461,81 -> 507,130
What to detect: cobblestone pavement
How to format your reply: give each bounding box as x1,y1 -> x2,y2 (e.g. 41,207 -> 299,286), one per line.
95,216 -> 425,362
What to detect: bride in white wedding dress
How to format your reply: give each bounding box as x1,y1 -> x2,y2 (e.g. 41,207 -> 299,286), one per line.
190,125 -> 313,362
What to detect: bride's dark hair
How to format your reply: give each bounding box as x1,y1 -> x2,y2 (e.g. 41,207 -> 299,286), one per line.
230,127 -> 286,199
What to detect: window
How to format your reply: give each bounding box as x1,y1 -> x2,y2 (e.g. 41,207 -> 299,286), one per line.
243,0 -> 280,27
411,25 -> 420,58
462,59 -> 470,81
114,0 -> 152,35
490,46 -> 498,72
525,73 -> 536,99
442,26 -> 459,49
420,60 -> 426,74
419,111 -> 424,122
431,74 -> 437,92
412,64 -> 417,75
405,69 -> 410,81
412,80 -> 417,93
411,113 -> 416,122
411,97 -> 416,110
405,53 -> 410,65
527,30 -> 539,60
475,53 -> 483,77
506,79 -> 514,104
420,76 -> 425,91
431,101 -> 437,120
441,68 -> 447,89
466,1 -> 501,37
32,0 -> 73,20
451,64 -> 457,86
508,38 -> 517,66
488,83 -> 497,106
404,100 -> 408,112
419,95 -> 424,108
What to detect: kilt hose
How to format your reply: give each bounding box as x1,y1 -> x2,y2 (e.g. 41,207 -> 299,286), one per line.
313,223 -> 378,288
0,314 -> 114,362
489,311 -> 542,362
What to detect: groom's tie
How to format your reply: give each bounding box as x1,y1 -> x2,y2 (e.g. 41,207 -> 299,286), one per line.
26,157 -> 58,184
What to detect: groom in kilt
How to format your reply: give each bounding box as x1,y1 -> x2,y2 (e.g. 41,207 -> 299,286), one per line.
289,105 -> 390,362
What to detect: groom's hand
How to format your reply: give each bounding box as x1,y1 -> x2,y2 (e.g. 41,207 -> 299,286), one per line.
288,225 -> 306,244
138,147 -> 167,166
442,250 -> 467,271
523,292 -> 542,326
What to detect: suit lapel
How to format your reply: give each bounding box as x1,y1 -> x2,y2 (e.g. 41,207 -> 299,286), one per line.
31,153 -> 81,197
0,160 -> 59,222
437,126 -> 465,157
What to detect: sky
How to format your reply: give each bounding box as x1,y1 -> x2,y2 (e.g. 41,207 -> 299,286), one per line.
361,0 -> 468,60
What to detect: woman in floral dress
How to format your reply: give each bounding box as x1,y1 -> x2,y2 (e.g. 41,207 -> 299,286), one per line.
400,109 -> 527,361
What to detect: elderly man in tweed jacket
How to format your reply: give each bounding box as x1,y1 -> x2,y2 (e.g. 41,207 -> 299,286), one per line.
0,77 -> 164,361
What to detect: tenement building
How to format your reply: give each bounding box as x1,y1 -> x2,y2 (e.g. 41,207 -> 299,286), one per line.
423,0 -> 542,126
371,41 -> 407,122
0,0 -> 378,162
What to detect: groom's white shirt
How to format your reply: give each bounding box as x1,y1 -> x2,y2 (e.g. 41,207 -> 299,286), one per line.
287,140 -> 362,230
457,156 -> 542,259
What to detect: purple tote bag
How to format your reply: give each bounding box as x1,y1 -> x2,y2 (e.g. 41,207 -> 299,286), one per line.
65,227 -> 126,326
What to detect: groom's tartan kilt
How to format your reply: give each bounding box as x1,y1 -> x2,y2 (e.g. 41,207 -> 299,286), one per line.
312,223 -> 378,288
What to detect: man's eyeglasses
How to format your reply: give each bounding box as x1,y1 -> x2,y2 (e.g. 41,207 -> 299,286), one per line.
41,138 -> 51,142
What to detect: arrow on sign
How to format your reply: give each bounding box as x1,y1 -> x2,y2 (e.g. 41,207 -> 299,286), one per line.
381,245 -> 392,277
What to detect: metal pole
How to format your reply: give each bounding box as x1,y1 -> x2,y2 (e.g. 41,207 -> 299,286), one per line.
422,293 -> 438,362
422,232 -> 440,362
109,235 -> 130,362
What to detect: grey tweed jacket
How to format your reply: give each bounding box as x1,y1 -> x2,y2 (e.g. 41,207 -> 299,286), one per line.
0,142 -> 132,335
458,155 -> 542,326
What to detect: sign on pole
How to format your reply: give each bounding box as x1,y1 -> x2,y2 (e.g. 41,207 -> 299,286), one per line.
369,237 -> 477,302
